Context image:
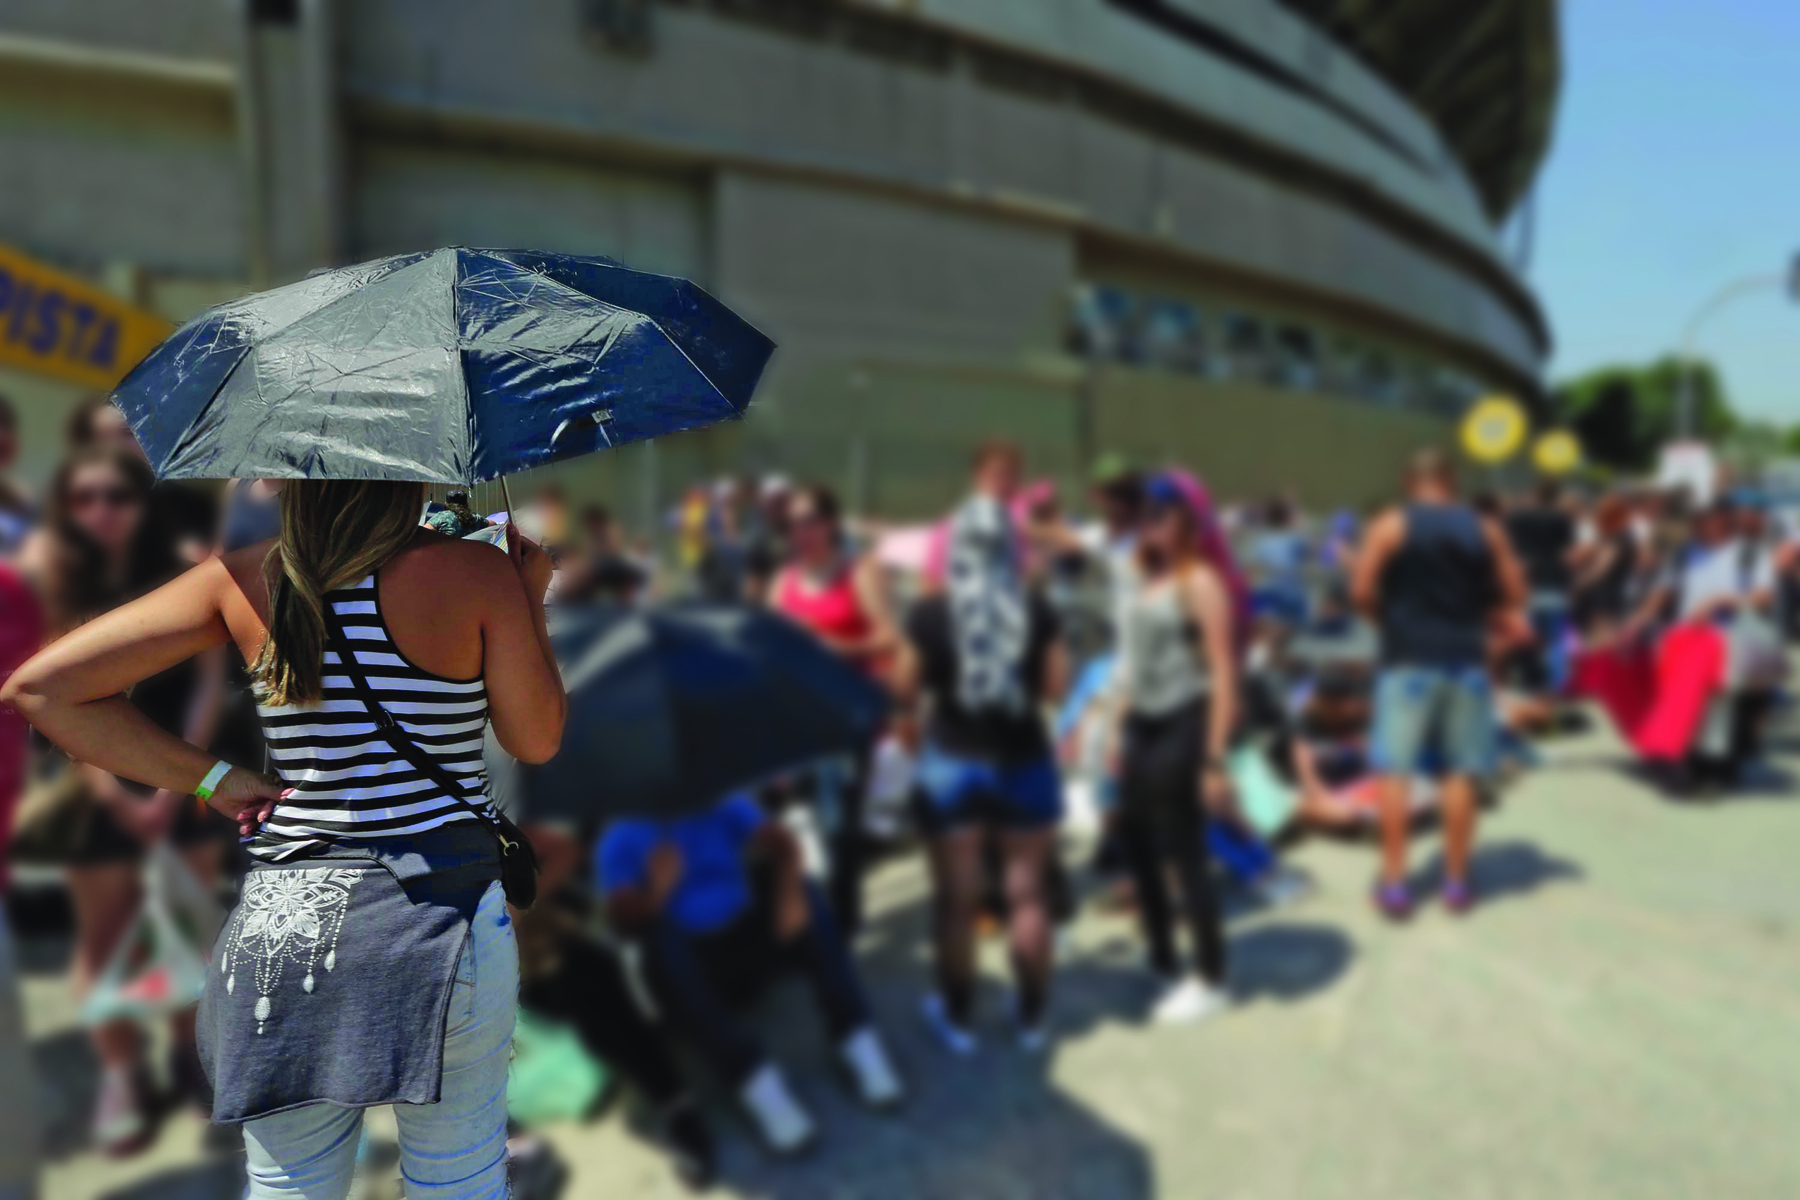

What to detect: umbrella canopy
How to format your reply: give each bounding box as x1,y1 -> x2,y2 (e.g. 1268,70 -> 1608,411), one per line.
112,248 -> 774,483
517,603 -> 890,822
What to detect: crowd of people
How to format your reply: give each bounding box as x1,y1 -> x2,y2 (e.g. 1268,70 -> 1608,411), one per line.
0,389 -> 1796,1198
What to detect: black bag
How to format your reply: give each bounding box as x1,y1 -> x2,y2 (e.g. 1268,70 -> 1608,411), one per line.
324,624 -> 539,909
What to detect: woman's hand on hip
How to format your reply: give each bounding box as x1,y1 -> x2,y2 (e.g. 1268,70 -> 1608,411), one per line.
208,767 -> 289,837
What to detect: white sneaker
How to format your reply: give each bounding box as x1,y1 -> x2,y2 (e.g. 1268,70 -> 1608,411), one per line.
738,1062 -> 816,1155
839,1027 -> 905,1109
920,993 -> 979,1057
1152,977 -> 1233,1025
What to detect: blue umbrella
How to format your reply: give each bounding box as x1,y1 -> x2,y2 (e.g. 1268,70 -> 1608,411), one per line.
512,603 -> 891,822
111,248 -> 774,483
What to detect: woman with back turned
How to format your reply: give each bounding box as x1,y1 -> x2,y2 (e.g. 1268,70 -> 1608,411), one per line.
5,478 -> 566,1199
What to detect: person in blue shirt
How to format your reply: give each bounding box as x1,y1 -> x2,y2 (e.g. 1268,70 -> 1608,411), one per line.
598,794 -> 902,1156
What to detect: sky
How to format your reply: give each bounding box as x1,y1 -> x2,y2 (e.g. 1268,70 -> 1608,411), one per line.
1530,0 -> 1800,424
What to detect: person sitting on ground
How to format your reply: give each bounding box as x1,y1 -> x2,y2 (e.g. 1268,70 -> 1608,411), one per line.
1269,671 -> 1382,834
424,489 -> 492,539
598,793 -> 903,1157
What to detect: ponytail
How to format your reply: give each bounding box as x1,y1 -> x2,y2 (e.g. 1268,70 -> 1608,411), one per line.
253,480 -> 428,707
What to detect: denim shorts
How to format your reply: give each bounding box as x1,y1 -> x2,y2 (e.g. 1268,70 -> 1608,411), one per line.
1372,665 -> 1496,778
912,744 -> 1063,836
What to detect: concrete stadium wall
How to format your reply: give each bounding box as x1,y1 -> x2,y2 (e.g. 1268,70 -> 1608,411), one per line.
339,0 -> 1545,385
1092,367 -> 1449,510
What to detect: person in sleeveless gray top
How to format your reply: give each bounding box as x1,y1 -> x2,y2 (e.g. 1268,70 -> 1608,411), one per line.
1353,449 -> 1525,920
1114,474 -> 1240,1026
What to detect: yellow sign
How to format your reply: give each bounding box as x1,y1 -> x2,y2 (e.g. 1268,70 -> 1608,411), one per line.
1533,430 -> 1583,476
0,244 -> 172,391
1461,395 -> 1528,464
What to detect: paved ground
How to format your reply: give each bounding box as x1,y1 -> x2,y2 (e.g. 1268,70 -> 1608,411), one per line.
33,717 -> 1800,1200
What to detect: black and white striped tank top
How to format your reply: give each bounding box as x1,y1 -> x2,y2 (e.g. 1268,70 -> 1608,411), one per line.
251,574 -> 494,861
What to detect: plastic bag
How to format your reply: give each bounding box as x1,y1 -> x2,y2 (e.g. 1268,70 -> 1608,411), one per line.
506,1010 -> 610,1129
80,844 -> 223,1027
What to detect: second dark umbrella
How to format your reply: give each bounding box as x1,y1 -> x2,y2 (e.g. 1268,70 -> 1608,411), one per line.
516,603 -> 890,823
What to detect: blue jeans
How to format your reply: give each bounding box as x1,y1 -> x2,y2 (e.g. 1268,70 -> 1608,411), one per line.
241,883 -> 517,1200
642,881 -> 870,1086
1372,665 -> 1497,778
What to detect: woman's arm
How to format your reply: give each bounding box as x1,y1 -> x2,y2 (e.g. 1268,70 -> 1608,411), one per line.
1184,565 -> 1238,769
849,556 -> 903,661
1,559 -> 282,830
480,533 -> 566,764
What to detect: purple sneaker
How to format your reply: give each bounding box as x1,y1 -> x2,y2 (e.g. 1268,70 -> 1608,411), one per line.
1441,880 -> 1475,915
1371,881 -> 1414,922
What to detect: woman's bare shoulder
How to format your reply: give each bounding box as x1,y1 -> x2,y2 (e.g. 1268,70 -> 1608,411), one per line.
387,531 -> 514,595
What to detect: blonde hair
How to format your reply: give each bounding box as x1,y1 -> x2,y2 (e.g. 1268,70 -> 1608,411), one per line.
253,480 -> 428,707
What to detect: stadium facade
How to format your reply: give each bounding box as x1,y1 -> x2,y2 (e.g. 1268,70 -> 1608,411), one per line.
0,0 -> 1559,513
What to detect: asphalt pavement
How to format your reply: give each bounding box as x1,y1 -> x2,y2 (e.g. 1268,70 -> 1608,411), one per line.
33,713 -> 1800,1200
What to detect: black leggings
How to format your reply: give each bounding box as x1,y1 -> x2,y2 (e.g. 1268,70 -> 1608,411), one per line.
1119,702 -> 1225,986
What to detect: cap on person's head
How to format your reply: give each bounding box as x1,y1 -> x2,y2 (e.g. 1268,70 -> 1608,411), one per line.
759,473 -> 793,502
1143,472 -> 1186,511
1090,451 -> 1133,488
446,489 -> 470,505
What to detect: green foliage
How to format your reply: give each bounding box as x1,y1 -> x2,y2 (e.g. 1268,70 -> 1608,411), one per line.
1552,356 -> 1738,472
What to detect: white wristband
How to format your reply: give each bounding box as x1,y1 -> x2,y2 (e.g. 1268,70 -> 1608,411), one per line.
194,760 -> 233,801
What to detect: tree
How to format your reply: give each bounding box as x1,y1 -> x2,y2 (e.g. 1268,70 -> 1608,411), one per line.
1552,356 -> 1738,472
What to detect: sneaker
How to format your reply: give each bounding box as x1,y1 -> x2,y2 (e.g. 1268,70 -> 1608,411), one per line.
1010,993 -> 1050,1054
1372,880 -> 1414,922
839,1027 -> 905,1109
738,1063 -> 816,1156
1152,977 -> 1233,1026
92,1066 -> 152,1158
920,993 -> 978,1058
1440,879 -> 1475,916
660,1100 -> 716,1191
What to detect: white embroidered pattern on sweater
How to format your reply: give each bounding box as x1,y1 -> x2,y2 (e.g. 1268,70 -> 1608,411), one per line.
220,867 -> 361,1034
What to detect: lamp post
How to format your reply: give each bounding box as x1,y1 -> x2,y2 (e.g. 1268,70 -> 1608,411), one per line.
1677,255 -> 1800,439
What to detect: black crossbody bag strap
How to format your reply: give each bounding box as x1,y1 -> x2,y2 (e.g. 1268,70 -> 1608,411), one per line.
324,618 -> 538,908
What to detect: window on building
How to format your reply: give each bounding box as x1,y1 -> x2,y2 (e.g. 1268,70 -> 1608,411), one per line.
1142,298 -> 1205,375
1220,313 -> 1269,382
1273,324 -> 1319,390
1067,284 -> 1143,363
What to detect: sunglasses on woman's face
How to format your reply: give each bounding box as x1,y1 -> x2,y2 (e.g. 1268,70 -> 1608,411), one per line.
70,486 -> 140,511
